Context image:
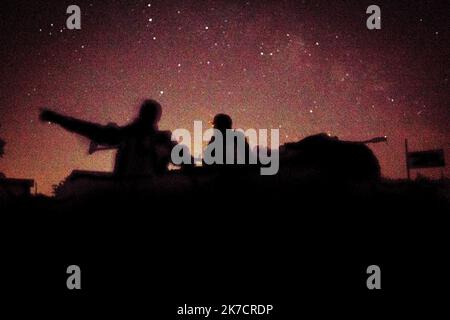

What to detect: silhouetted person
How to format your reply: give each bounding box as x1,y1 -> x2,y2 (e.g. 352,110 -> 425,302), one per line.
40,99 -> 184,177
204,113 -> 253,167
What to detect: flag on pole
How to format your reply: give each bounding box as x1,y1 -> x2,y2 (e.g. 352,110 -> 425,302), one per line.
407,149 -> 445,169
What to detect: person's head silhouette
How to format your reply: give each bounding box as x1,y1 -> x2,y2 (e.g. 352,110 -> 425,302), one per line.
213,113 -> 232,132
136,99 -> 162,129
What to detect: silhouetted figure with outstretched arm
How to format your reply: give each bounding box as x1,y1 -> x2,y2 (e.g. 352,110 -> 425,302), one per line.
40,99 -> 187,177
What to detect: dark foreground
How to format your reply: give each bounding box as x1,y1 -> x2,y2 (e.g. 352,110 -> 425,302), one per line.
1,174 -> 449,318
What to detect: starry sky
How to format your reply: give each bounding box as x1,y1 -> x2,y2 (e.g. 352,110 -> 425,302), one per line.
0,0 -> 449,194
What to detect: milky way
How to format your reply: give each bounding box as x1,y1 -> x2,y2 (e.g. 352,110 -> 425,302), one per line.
0,0 -> 449,194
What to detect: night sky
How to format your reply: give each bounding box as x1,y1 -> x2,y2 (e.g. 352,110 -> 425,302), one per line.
0,0 -> 449,194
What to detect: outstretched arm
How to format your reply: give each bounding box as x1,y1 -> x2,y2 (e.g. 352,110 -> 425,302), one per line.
40,109 -> 122,146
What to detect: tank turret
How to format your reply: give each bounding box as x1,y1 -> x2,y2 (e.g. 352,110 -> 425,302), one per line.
281,133 -> 382,181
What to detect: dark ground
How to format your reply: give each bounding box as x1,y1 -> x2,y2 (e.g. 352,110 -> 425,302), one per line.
1,174 -> 449,318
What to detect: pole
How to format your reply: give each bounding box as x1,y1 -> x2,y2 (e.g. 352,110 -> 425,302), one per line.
405,139 -> 411,180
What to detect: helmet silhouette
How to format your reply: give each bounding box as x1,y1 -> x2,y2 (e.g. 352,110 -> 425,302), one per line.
213,113 -> 232,131
137,99 -> 162,127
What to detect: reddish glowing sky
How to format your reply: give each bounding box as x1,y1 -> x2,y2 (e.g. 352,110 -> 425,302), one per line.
0,0 -> 449,194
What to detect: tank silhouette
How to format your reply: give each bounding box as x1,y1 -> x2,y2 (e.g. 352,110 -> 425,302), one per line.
280,133 -> 381,181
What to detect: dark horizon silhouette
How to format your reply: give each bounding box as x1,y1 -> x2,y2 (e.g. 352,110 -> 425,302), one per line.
0,96 -> 445,203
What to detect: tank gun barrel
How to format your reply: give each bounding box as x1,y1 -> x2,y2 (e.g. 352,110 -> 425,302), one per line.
359,136 -> 388,144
